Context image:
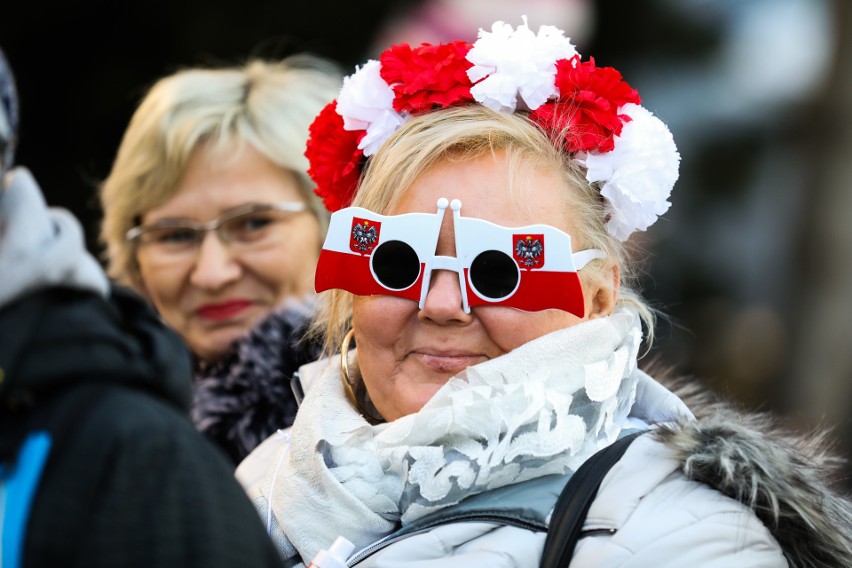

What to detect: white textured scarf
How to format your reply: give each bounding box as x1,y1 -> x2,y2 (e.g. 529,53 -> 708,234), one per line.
263,308 -> 644,562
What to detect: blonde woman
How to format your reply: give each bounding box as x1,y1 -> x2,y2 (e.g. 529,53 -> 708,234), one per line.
238,21 -> 852,567
100,55 -> 340,463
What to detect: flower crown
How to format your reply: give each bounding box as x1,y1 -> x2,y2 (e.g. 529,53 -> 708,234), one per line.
305,19 -> 680,241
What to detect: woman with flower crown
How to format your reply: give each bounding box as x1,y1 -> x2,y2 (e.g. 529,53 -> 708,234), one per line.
237,20 -> 852,567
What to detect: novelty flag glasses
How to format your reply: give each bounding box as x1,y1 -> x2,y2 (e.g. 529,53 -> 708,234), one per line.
314,198 -> 604,317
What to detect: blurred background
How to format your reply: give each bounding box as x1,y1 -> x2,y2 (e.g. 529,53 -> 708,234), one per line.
2,0 -> 850,485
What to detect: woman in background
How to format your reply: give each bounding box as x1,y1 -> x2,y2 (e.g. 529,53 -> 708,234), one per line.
100,56 -> 340,463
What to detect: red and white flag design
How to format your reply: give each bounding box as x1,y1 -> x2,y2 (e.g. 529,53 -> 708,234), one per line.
453,209 -> 591,316
315,198 -> 602,316
314,205 -> 444,301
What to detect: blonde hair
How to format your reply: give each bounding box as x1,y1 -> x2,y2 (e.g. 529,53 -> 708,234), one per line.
311,105 -> 655,355
100,55 -> 341,291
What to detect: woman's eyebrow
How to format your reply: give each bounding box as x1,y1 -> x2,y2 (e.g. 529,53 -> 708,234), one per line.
142,203 -> 268,225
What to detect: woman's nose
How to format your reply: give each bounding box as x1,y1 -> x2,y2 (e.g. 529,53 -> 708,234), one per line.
418,268 -> 472,325
189,232 -> 241,290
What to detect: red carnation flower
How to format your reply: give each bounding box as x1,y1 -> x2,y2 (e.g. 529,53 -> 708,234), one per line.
379,40 -> 475,114
305,101 -> 366,212
530,56 -> 641,154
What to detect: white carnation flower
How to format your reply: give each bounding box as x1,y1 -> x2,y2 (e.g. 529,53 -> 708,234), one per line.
467,18 -> 578,113
336,59 -> 405,156
579,104 -> 680,241
358,109 -> 406,157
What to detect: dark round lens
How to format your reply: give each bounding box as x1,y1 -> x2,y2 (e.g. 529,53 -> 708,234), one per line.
371,240 -> 420,290
469,250 -> 519,300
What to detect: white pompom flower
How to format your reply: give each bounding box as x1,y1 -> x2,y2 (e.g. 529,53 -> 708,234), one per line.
579,104 -> 680,241
467,18 -> 578,113
336,60 -> 405,156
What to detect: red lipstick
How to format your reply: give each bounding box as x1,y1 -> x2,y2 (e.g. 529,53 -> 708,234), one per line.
196,300 -> 253,321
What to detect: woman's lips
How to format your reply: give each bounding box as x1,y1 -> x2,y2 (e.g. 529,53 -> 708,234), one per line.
411,351 -> 485,373
196,300 -> 253,321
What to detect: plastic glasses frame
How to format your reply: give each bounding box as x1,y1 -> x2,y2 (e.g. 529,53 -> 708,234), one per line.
315,198 -> 604,316
125,202 -> 308,250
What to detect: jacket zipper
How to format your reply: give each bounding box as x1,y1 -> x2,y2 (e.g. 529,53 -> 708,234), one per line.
579,528 -> 617,537
347,516 -> 544,566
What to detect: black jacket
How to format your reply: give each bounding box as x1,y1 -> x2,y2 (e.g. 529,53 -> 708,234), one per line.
0,286 -> 281,567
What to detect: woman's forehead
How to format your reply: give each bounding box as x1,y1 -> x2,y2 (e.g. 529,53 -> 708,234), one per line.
391,151 -> 573,229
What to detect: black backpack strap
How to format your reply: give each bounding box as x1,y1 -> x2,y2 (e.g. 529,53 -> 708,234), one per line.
540,431 -> 645,568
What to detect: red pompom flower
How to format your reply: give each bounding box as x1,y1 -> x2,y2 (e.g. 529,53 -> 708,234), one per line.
380,41 -> 475,114
530,56 -> 641,153
305,101 -> 366,212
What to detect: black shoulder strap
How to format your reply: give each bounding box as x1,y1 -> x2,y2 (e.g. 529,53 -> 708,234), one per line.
540,431 -> 645,568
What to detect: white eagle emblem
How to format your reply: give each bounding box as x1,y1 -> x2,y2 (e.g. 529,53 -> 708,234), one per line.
515,237 -> 543,268
352,222 -> 378,252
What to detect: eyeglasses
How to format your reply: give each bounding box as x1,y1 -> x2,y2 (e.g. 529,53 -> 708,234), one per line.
315,198 -> 604,316
127,202 -> 308,259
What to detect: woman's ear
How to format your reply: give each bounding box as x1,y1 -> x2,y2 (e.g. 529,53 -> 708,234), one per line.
587,261 -> 619,319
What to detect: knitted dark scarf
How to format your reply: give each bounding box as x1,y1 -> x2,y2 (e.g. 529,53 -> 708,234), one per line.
192,301 -> 321,465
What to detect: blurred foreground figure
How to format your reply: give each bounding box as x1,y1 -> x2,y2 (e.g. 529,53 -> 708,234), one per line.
0,49 -> 280,568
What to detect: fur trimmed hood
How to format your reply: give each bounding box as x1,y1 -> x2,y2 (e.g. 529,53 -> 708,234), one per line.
655,382 -> 852,568
192,299 -> 321,465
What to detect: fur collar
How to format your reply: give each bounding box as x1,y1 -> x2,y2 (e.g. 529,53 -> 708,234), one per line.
655,381 -> 852,568
192,300 -> 321,465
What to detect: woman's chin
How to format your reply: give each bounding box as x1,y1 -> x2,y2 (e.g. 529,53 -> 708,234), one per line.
381,373 -> 457,421
189,328 -> 250,363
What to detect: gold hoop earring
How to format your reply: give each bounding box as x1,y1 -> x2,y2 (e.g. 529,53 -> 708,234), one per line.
339,329 -> 384,425
340,329 -> 357,406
